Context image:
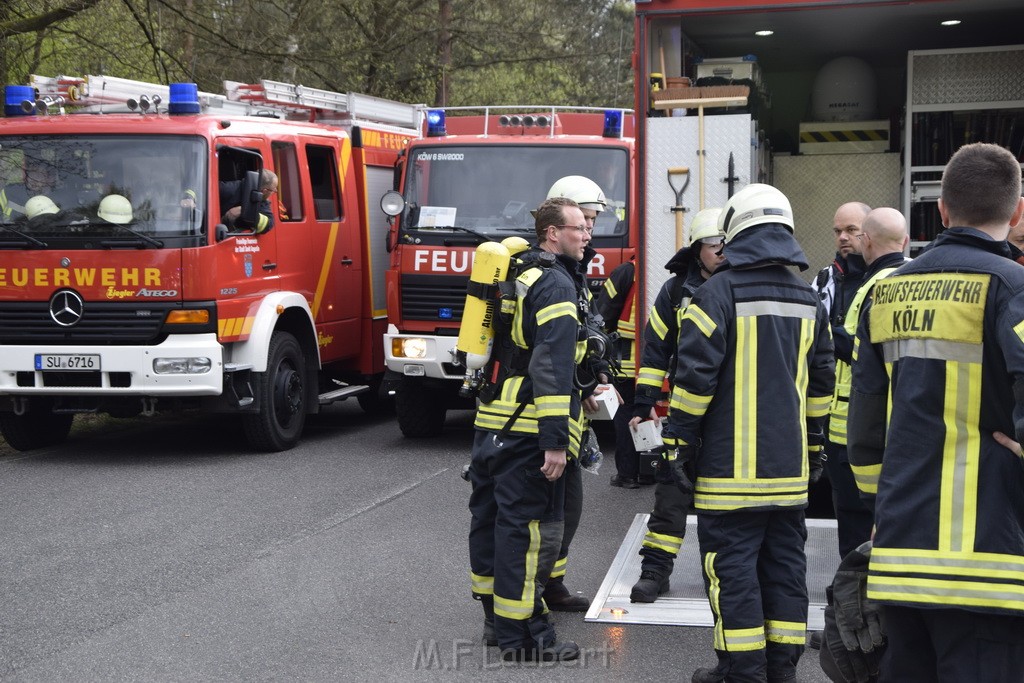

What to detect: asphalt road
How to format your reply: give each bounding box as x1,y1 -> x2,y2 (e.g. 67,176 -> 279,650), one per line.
0,403 -> 834,682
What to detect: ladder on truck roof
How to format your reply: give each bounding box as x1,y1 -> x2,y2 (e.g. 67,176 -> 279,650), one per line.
26,74 -> 422,132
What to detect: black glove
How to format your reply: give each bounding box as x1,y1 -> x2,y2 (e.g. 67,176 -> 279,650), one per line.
833,542 -> 886,654
667,444 -> 696,495
808,429 -> 826,485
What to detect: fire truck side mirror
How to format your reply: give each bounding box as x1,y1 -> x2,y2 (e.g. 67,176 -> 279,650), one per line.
237,170 -> 261,229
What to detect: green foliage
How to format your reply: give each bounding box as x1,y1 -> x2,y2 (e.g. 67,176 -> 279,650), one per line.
0,0 -> 634,109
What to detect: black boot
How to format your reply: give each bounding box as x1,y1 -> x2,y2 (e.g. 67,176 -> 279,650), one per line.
630,569 -> 670,603
691,665 -> 728,683
475,594 -> 497,646
542,577 -> 590,612
501,639 -> 580,662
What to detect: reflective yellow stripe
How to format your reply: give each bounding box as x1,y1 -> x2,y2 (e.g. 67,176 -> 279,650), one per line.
670,385 -> 712,416
494,520 -> 542,620
534,394 -> 570,417
0,189 -> 9,219
650,308 -> 669,341
795,317 -> 813,479
1015,318 -> 1024,345
851,462 -> 880,494
807,394 -> 831,418
536,300 -> 577,326
705,551 -> 725,650
641,531 -> 683,554
470,572 -> 494,595
735,315 -> 757,478
765,619 -> 805,645
637,367 -> 666,388
694,476 -> 808,510
682,304 -> 717,338
551,556 -> 567,578
723,626 -> 766,652
603,277 -> 618,299
867,574 -> 1024,612
939,359 -> 982,554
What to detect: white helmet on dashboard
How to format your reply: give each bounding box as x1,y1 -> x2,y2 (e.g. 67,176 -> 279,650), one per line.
546,175 -> 608,213
720,183 -> 794,242
689,207 -> 725,245
98,193 -> 133,224
25,195 -> 59,220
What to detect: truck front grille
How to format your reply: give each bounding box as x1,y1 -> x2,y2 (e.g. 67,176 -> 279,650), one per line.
400,274 -> 468,322
0,301 -> 179,345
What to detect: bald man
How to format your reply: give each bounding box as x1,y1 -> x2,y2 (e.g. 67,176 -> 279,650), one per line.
845,207 -> 910,506
860,207 -> 910,267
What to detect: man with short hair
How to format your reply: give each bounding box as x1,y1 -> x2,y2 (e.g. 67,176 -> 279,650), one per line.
814,201 -> 874,560
848,142 -> 1024,680
467,196 -> 597,663
220,168 -> 277,234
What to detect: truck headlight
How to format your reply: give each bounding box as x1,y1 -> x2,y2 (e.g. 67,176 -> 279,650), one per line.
391,337 -> 428,359
153,357 -> 212,374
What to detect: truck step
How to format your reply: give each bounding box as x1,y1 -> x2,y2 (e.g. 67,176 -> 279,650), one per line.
318,384 -> 369,404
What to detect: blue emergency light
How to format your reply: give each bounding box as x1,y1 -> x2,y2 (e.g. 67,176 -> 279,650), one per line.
438,307 -> 453,320
168,83 -> 201,115
4,85 -> 35,117
603,109 -> 623,138
426,109 -> 447,137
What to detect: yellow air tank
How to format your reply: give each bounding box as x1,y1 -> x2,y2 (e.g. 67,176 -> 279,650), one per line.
456,241 -> 512,371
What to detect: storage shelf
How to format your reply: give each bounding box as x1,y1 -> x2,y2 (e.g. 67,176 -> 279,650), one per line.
903,44 -> 1024,247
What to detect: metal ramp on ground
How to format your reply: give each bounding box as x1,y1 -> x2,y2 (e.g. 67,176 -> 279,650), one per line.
585,514 -> 839,632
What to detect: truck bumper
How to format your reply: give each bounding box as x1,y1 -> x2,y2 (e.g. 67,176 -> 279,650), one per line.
0,333 -> 224,396
383,326 -> 463,380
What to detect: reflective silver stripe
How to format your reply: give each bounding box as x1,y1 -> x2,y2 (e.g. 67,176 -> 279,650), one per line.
697,477 -> 806,491
695,493 -> 807,510
882,338 -> 982,364
945,359 -> 976,553
871,549 -> 1024,577
735,316 -> 756,478
867,577 -> 1024,610
735,300 -> 816,319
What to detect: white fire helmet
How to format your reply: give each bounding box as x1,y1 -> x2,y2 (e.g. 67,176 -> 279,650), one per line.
98,194 -> 133,224
689,207 -> 725,245
720,183 -> 794,243
25,195 -> 59,219
546,175 -> 608,213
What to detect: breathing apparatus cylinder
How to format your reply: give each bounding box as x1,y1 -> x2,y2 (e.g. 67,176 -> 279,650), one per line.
455,236 -> 531,398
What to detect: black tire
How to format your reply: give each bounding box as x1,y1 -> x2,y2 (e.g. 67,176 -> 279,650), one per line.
241,331 -> 306,452
356,383 -> 395,415
394,377 -> 447,437
0,400 -> 74,451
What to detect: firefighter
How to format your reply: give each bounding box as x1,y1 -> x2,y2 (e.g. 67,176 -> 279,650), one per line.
813,201 -> 874,561
847,142 -> 1024,681
220,168 -> 277,234
627,207 -> 725,602
537,174 -> 613,612
663,184 -> 834,683
467,196 -> 598,662
595,255 -> 644,488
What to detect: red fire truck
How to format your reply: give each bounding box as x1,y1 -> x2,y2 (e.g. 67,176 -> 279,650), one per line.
0,74 -> 419,452
379,107 -> 636,436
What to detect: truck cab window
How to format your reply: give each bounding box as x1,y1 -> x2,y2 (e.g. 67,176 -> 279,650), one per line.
307,145 -> 342,221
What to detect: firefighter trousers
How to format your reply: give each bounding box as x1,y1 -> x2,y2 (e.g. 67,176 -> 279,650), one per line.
823,440 -> 873,559
612,379 -> 639,479
468,430 -> 565,650
697,508 -> 808,683
639,460 -> 692,575
880,605 -> 1024,683
551,457 -> 581,581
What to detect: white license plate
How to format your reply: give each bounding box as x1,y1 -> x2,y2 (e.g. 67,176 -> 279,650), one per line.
35,354 -> 101,371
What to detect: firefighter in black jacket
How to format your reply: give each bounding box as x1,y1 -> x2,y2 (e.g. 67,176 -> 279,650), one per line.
628,207 -> 725,602
467,196 -> 597,663
848,142 -> 1024,681
664,184 -> 834,683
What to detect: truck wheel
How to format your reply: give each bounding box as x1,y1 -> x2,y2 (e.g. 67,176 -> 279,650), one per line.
356,376 -> 395,415
242,331 -> 306,452
0,400 -> 74,451
394,377 -> 446,437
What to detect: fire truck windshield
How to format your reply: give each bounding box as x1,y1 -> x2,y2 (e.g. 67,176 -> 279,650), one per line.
403,145 -> 628,237
0,135 -> 206,247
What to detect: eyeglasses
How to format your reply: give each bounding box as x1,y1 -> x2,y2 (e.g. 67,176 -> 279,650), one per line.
697,237 -> 725,247
553,224 -> 594,235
